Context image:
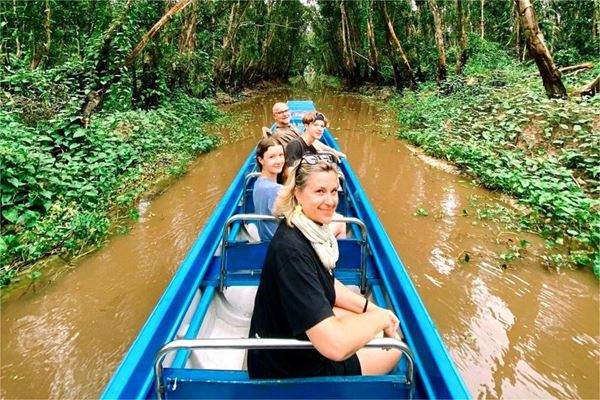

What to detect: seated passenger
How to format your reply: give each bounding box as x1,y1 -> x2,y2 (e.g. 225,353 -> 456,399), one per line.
248,156 -> 402,379
253,137 -> 285,240
285,111 -> 328,168
270,102 -> 345,160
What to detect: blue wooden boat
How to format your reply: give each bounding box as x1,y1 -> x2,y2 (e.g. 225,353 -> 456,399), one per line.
101,101 -> 470,399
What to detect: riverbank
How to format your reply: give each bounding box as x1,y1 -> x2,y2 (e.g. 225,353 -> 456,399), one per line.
1,87 -> 224,289
382,44 -> 600,277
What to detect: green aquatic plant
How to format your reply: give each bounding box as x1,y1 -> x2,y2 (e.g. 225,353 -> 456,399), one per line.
390,60 -> 600,277
414,207 -> 429,217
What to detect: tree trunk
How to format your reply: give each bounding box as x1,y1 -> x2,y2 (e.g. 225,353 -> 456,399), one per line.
558,62 -> 594,74
572,74 -> 600,97
515,0 -> 567,98
214,0 -> 250,87
213,1 -> 238,83
466,0 -> 473,34
366,1 -> 380,81
347,2 -> 362,81
11,0 -> 22,59
79,0 -> 192,127
428,0 -> 447,83
139,43 -> 160,109
383,27 -> 401,90
31,0 -> 52,69
226,1 -> 250,86
42,0 -> 52,64
382,1 -> 416,90
286,20 -> 294,78
455,0 -> 468,75
123,0 -> 192,67
480,0 -> 485,39
131,60 -> 138,106
178,0 -> 197,53
593,0 -> 599,39
251,0 -> 274,81
340,0 -> 357,81
514,1 -> 521,59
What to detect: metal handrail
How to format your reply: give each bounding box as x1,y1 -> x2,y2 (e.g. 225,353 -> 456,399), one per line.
239,172 -> 262,212
331,216 -> 369,293
219,215 -> 369,293
155,337 -> 415,400
219,214 -> 280,292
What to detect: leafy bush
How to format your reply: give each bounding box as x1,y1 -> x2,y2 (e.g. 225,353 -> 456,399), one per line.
0,94 -> 221,285
553,48 -> 582,67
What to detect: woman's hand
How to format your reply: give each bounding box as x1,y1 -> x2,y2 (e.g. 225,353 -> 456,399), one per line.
334,151 -> 347,161
381,309 -> 400,338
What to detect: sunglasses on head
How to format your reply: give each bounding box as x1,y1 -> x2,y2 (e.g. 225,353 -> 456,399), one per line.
294,153 -> 337,178
302,153 -> 336,165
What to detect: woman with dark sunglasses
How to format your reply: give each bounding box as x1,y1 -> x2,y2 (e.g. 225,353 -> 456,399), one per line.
248,157 -> 402,379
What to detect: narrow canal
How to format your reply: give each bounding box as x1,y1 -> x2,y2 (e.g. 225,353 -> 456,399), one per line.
1,89 -> 598,399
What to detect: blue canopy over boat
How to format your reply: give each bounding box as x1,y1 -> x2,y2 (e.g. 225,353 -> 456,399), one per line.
101,100 -> 470,399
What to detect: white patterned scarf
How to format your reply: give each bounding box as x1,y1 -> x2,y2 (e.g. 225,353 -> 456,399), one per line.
291,212 -> 339,271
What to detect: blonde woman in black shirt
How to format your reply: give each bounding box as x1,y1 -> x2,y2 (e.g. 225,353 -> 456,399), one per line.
248,154 -> 401,379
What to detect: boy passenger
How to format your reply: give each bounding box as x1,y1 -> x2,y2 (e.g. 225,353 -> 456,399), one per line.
268,102 -> 346,161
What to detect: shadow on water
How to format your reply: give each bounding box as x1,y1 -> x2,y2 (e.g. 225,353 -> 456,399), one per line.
1,88 -> 598,399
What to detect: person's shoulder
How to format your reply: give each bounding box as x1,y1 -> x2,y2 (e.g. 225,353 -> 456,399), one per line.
257,177 -> 280,190
273,125 -> 288,134
271,224 -> 304,249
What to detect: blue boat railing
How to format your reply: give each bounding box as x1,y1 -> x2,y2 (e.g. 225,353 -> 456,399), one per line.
218,213 -> 279,292
154,337 -> 415,400
240,172 -> 262,213
218,214 -> 370,293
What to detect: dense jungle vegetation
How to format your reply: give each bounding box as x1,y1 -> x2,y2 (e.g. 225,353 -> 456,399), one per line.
1,0 -> 599,287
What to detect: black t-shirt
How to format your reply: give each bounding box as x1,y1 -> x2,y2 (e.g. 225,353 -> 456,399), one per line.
285,137 -> 317,167
248,223 -> 361,378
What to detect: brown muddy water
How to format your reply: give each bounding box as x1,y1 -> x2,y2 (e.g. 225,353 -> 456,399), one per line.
1,89 -> 598,399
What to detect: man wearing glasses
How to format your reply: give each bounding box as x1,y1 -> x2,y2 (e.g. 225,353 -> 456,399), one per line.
267,102 -> 346,161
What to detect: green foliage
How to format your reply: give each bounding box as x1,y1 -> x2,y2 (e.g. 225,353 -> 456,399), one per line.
464,35 -> 515,75
415,207 -> 429,217
0,91 -> 221,286
390,53 -> 600,277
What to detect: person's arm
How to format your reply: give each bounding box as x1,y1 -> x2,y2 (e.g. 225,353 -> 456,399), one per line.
333,280 -> 400,338
262,126 -> 272,139
278,248 -> 398,363
306,305 -> 399,362
333,279 -> 376,313
313,140 -> 347,160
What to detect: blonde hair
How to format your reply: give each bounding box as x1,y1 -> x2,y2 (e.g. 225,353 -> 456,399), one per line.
273,159 -> 338,226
